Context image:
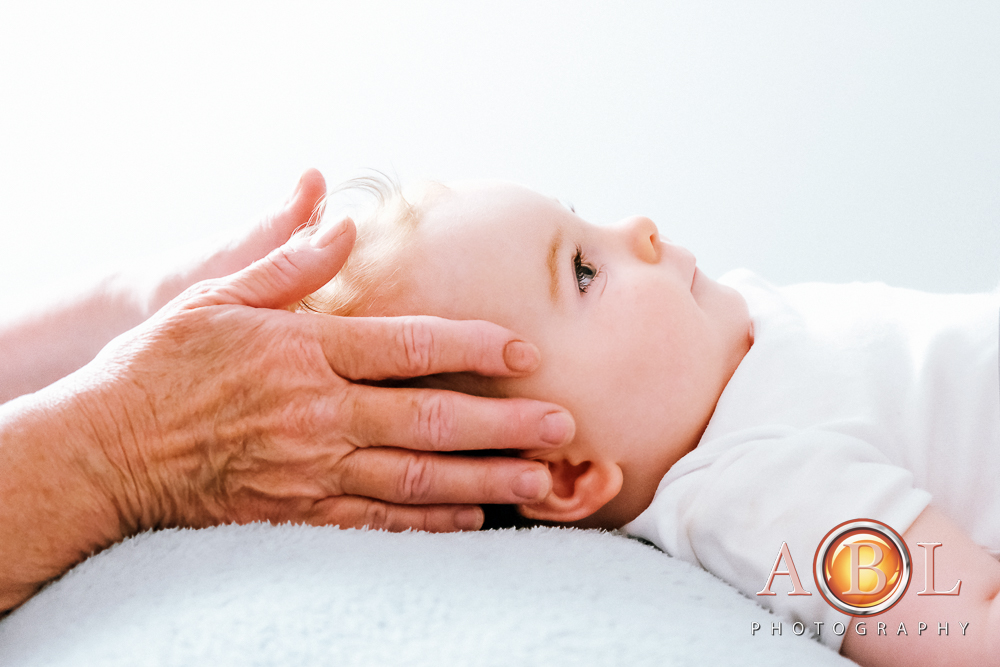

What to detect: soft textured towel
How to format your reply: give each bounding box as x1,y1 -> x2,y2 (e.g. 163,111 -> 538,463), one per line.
0,524 -> 852,666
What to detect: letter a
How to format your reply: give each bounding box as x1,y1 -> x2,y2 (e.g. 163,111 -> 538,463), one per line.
756,542 -> 813,596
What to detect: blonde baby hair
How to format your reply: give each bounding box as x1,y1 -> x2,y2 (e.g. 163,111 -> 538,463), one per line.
298,172 -> 429,317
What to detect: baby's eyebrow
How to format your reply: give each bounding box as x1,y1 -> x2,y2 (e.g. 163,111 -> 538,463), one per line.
547,225 -> 564,303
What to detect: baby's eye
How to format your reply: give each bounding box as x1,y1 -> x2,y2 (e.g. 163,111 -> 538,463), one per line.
573,247 -> 600,294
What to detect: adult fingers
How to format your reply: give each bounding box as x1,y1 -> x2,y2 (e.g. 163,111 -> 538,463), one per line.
334,449 -> 553,506
144,170 -> 330,314
183,215 -> 357,310
319,316 -> 543,380
199,169 -> 330,280
267,168 -> 328,241
344,384 -> 575,452
307,495 -> 485,532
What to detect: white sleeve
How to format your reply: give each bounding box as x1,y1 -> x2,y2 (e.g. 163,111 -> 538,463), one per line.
625,425 -> 932,651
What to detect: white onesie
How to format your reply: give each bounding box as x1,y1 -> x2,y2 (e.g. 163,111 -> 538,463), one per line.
624,269 -> 1000,650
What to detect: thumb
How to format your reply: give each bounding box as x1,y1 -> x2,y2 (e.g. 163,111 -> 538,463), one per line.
192,216 -> 357,310
205,168 -> 329,279
144,169 -> 330,315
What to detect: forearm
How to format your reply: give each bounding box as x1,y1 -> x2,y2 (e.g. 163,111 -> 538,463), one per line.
842,506 -> 1000,666
0,375 -> 135,613
0,273 -> 146,403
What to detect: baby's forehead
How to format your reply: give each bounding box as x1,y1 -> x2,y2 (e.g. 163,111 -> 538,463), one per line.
391,182 -> 568,310
413,181 -> 566,238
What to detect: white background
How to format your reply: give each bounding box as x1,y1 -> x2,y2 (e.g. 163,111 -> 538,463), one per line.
1,1 -> 998,315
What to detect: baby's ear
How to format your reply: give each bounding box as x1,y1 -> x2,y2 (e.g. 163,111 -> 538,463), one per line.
517,456 -> 623,523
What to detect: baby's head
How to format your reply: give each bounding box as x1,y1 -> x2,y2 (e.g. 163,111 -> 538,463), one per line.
303,178 -> 753,528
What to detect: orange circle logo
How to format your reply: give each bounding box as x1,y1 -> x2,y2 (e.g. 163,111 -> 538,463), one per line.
813,519 -> 911,616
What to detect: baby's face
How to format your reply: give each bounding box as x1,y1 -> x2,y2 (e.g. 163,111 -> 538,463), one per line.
391,182 -> 753,526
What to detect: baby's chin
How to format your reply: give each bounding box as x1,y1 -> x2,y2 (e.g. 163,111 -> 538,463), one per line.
700,276 -> 753,359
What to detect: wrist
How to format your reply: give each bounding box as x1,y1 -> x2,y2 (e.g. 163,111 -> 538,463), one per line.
0,374 -> 142,611
59,361 -> 169,534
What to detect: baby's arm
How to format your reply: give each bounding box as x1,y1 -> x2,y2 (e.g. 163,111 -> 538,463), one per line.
841,505 -> 1000,666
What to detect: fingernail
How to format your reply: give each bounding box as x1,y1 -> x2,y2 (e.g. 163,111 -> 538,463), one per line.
456,507 -> 483,531
539,411 -> 574,446
503,340 -> 540,373
512,469 -> 548,501
311,216 -> 351,248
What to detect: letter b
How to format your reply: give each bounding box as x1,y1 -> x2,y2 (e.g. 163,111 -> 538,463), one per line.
844,541 -> 886,595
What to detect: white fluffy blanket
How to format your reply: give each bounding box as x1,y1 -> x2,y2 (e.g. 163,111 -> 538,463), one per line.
0,525 -> 853,666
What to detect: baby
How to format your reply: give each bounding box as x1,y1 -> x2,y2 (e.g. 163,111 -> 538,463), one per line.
301,177 -> 1000,667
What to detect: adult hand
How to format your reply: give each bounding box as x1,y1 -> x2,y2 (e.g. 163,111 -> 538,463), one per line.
0,170 -> 329,402
92,185 -> 573,531
0,170 -> 573,612
97,211 -> 570,531
139,170 -> 332,317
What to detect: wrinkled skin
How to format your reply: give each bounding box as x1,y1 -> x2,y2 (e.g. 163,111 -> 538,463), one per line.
92,285 -> 568,534
0,170 -> 572,613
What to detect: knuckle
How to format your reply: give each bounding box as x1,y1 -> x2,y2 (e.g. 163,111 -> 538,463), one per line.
396,317 -> 436,376
258,247 -> 303,290
340,387 -> 369,448
398,455 -> 434,503
177,279 -> 221,306
414,393 -> 457,450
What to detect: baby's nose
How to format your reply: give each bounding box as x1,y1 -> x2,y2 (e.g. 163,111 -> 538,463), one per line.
620,216 -> 660,264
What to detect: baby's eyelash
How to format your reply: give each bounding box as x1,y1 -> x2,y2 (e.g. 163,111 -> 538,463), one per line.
573,246 -> 602,294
